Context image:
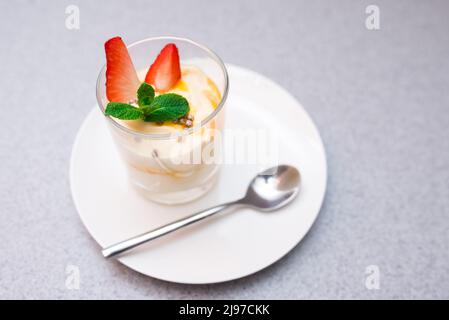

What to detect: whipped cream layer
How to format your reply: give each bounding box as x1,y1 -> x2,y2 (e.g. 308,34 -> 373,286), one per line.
116,65 -> 221,134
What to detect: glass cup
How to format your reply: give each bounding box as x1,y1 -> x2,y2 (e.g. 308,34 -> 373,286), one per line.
96,37 -> 228,204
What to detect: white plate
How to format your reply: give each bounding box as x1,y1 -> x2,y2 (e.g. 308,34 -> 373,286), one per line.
70,64 -> 327,284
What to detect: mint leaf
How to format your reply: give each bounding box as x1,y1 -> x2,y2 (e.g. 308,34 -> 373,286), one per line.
105,102 -> 144,120
137,82 -> 155,107
144,94 -> 189,122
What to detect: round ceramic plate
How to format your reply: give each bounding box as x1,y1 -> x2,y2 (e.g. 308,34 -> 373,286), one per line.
70,64 -> 327,284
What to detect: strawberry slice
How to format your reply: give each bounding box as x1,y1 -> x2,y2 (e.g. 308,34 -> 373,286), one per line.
144,43 -> 181,92
105,37 -> 140,103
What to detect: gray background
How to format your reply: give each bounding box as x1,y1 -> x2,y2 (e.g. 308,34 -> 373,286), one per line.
0,0 -> 448,299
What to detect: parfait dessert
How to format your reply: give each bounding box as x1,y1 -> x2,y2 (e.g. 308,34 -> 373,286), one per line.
97,37 -> 228,204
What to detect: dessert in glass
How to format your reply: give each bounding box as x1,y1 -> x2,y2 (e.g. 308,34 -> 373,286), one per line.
96,36 -> 228,204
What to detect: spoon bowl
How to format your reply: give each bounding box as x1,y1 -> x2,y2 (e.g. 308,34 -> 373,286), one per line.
241,165 -> 301,211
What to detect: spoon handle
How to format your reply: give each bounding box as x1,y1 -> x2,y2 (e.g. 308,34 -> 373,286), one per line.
102,201 -> 236,258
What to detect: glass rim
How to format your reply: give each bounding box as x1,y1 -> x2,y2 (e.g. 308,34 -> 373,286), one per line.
96,36 -> 229,140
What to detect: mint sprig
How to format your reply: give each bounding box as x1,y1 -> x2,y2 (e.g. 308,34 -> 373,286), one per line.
105,83 -> 190,123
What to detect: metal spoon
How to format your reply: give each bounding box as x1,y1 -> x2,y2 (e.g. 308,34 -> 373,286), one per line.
102,165 -> 301,258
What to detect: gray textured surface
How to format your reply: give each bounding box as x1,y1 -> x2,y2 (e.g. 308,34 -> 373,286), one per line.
0,0 -> 448,299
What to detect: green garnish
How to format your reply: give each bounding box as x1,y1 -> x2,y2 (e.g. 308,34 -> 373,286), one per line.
143,94 -> 189,122
105,83 -> 189,123
104,102 -> 144,120
137,82 -> 155,107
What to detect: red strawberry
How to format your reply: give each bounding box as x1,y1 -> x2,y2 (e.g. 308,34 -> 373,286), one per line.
144,43 -> 181,92
105,37 -> 140,103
